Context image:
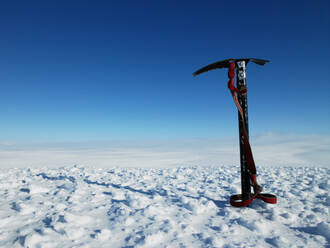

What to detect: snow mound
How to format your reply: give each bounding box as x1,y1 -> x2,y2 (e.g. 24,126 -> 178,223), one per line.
0,165 -> 329,247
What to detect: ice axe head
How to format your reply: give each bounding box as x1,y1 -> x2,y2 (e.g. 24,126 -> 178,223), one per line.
193,58 -> 270,77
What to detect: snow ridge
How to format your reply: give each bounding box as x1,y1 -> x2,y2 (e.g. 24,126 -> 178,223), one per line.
0,165 -> 329,247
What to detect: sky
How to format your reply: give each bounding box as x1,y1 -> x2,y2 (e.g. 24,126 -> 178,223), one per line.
0,1 -> 330,167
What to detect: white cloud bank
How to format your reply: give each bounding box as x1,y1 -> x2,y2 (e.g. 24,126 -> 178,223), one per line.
0,133 -> 329,169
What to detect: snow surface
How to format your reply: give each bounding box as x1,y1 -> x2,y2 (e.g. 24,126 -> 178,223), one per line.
0,165 -> 329,247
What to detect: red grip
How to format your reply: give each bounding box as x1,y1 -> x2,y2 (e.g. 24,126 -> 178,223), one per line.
227,62 -> 236,93
228,62 -> 235,78
251,174 -> 257,185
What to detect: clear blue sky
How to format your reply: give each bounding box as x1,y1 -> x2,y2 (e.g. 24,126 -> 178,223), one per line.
1,0 -> 329,142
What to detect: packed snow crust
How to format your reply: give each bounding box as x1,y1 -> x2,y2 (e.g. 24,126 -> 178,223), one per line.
0,165 -> 329,248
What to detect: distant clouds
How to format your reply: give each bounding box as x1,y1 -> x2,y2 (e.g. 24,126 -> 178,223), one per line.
0,133 -> 329,169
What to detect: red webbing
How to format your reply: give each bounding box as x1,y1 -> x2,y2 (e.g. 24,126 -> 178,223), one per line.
228,62 -> 276,207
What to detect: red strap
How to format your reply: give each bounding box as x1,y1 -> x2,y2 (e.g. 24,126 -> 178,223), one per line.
257,193 -> 277,204
230,194 -> 256,207
230,193 -> 277,207
227,62 -> 276,207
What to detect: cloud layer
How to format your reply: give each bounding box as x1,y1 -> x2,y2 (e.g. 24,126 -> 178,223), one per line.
0,133 -> 329,169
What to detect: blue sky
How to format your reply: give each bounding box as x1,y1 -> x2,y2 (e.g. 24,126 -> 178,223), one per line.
1,0 -> 329,143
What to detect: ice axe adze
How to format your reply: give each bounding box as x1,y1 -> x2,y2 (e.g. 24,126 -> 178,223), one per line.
193,58 -> 277,207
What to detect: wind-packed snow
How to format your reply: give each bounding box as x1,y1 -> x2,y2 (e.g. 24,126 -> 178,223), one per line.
0,165 -> 329,247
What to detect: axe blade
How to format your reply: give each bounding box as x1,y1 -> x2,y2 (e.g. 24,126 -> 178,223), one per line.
193,58 -> 270,77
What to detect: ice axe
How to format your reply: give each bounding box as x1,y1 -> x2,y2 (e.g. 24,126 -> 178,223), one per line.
193,58 -> 277,207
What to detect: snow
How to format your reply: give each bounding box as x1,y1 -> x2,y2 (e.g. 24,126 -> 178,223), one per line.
0,165 -> 329,247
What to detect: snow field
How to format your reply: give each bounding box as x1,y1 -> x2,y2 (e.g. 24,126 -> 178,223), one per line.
0,165 -> 329,247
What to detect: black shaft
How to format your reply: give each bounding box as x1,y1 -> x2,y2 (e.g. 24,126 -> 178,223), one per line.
236,60 -> 251,200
